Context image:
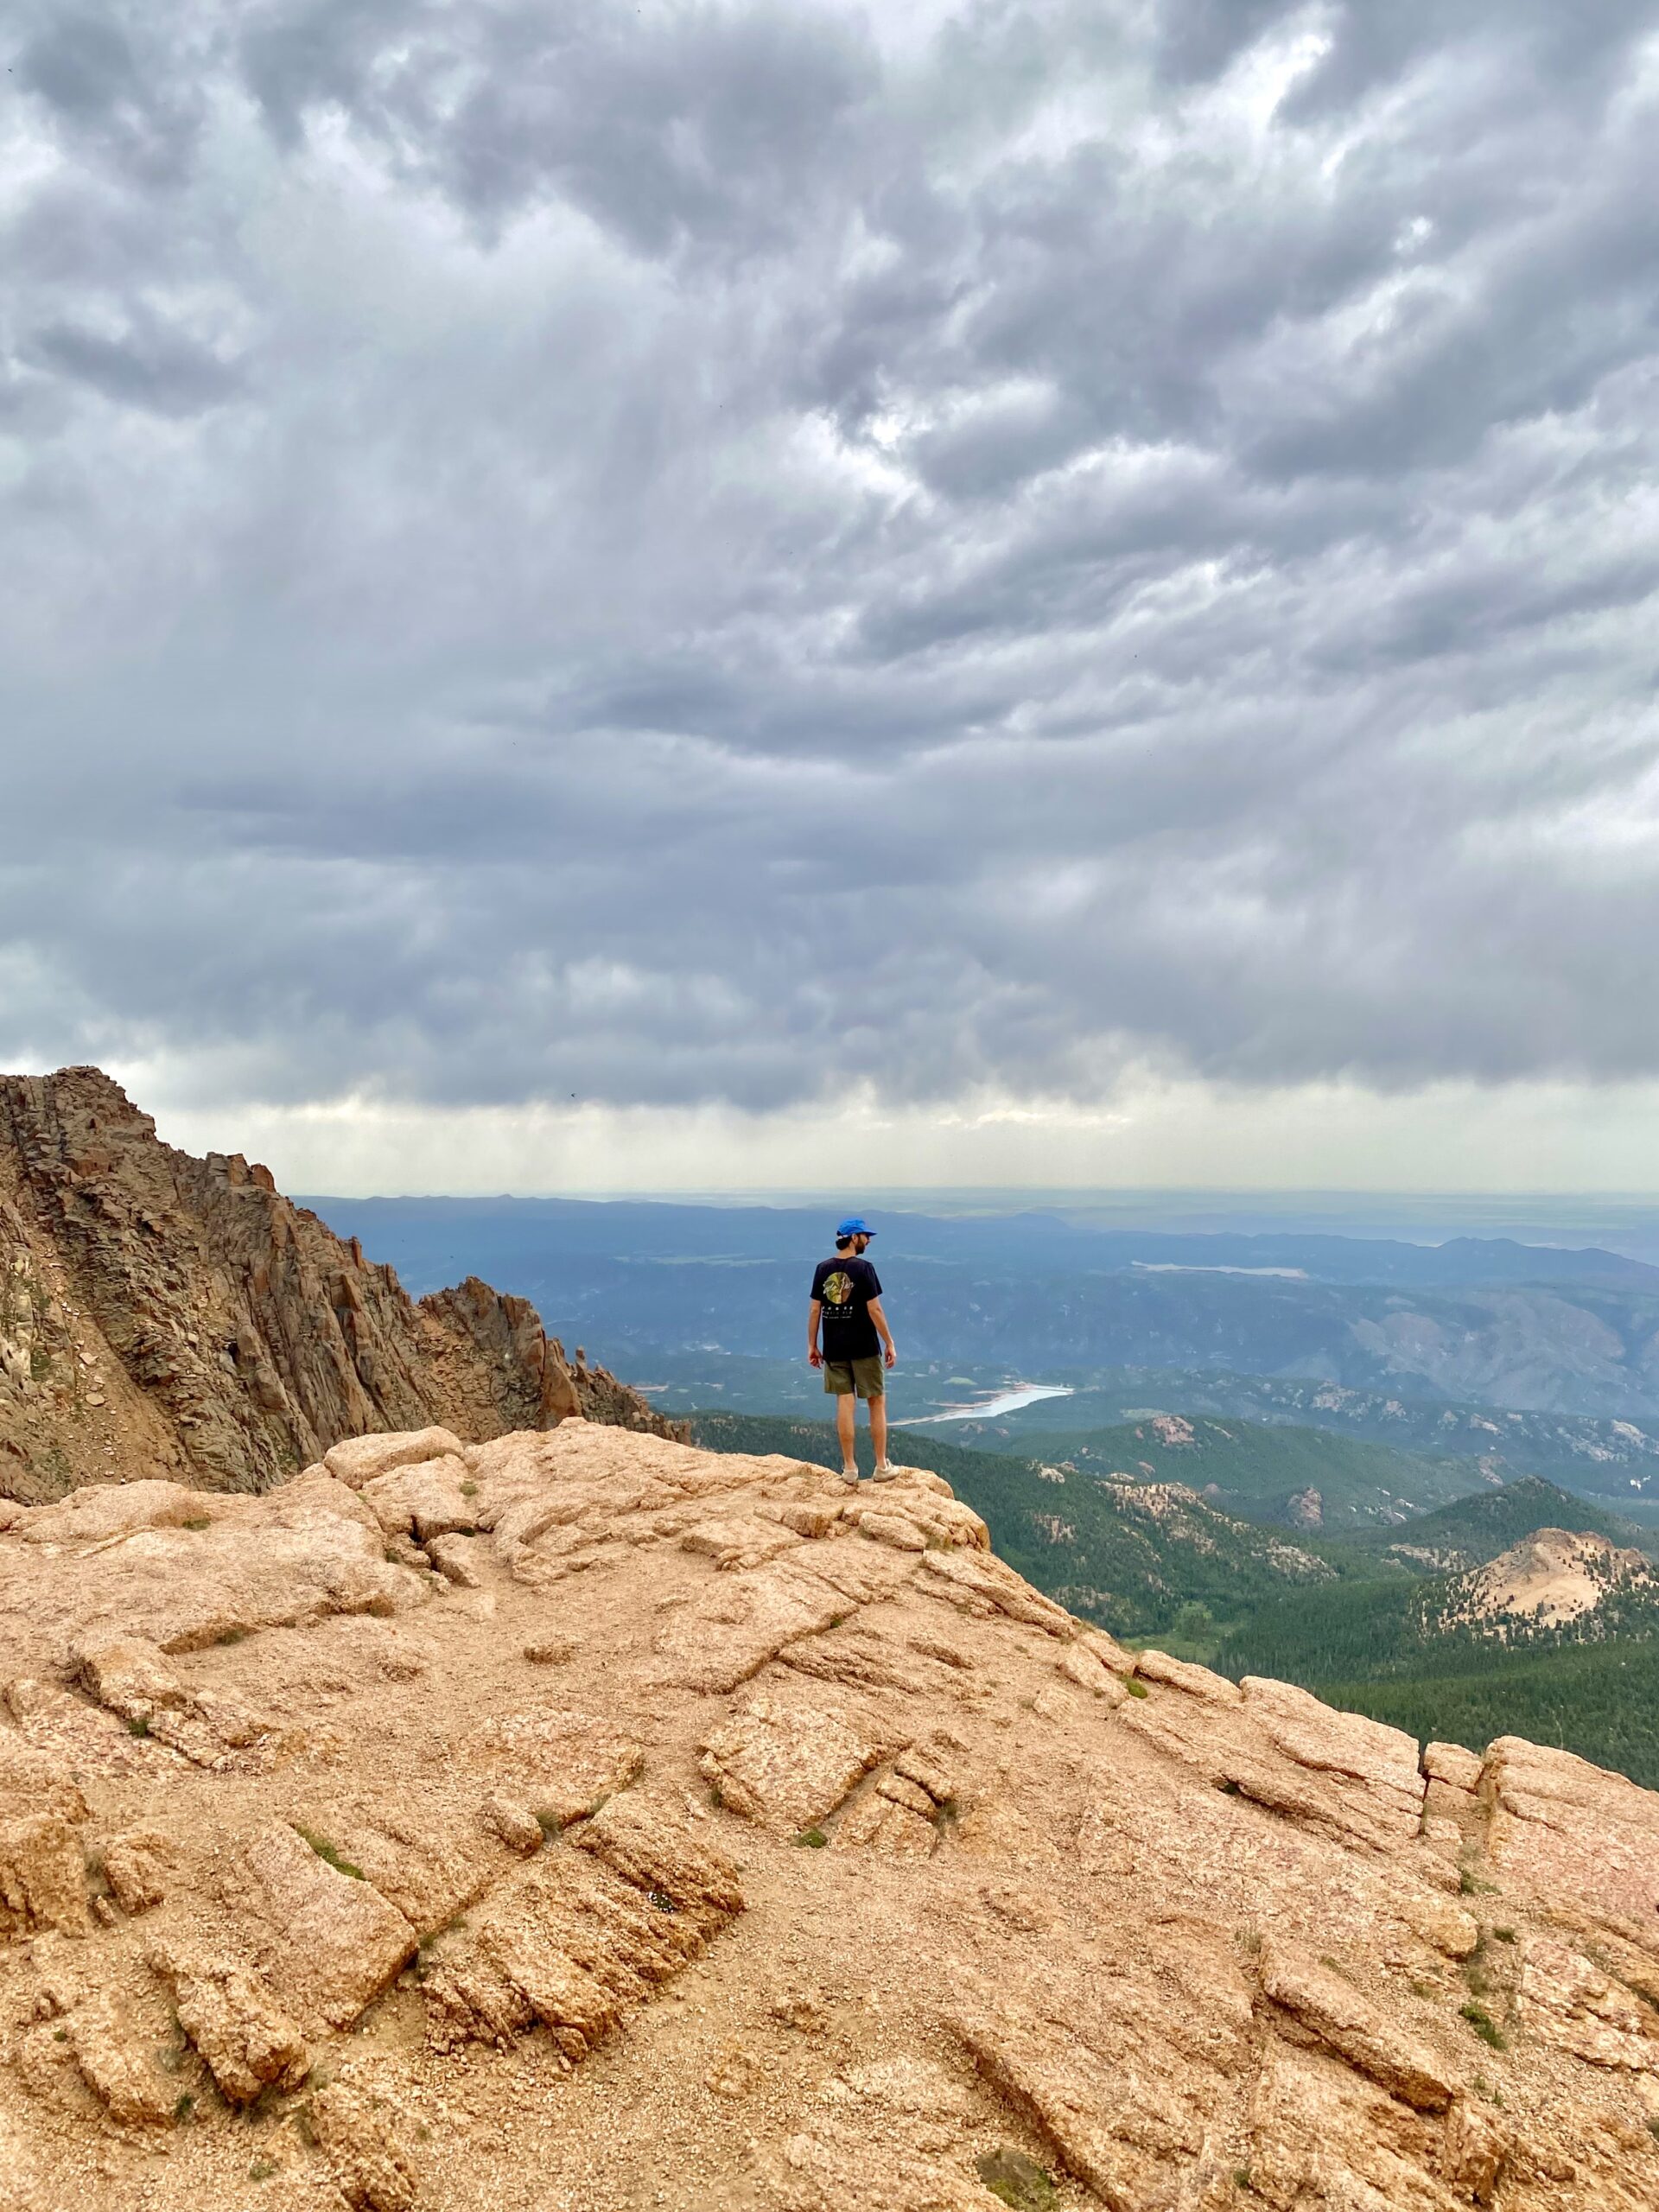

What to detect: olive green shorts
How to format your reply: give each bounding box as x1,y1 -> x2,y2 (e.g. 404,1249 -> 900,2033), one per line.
823,1355 -> 886,1399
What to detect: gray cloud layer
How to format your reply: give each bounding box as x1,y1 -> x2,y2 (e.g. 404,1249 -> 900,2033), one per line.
3,0 -> 1657,1114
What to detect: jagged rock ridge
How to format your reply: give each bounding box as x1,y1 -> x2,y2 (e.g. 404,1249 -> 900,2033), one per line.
0,1068 -> 674,1498
0,1421 -> 1656,2210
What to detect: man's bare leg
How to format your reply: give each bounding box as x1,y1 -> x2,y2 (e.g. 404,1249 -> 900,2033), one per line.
869,1395 -> 893,1476
836,1391 -> 858,1478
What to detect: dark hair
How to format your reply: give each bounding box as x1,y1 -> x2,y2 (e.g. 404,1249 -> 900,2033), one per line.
835,1235 -> 855,1251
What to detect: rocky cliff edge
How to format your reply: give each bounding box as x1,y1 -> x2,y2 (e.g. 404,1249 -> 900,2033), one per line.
0,1421 -> 1656,2210
0,1068 -> 675,1499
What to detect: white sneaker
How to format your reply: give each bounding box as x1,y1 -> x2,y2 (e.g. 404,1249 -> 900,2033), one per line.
872,1463 -> 897,1482
839,1466 -> 861,1486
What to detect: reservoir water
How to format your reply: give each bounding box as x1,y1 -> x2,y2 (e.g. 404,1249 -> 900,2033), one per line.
902,1382 -> 1074,1426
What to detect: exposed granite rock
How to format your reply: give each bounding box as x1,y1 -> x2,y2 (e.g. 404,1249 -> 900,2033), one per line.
0,1068 -> 677,1499
0,1424 -> 1651,2212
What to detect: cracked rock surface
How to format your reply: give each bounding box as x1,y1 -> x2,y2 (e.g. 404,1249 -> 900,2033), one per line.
0,1421 -> 1654,2209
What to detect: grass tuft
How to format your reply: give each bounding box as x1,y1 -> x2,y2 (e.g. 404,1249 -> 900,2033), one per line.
182,1516 -> 212,1531
126,1714 -> 150,1737
174,2091 -> 196,2123
1125,1678 -> 1149,1699
976,2146 -> 1058,2211
795,1827 -> 829,1849
295,1827 -> 366,1881
1460,2001 -> 1506,2050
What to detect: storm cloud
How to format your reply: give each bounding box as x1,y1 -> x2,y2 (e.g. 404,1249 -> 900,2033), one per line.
3,0 -> 1657,1127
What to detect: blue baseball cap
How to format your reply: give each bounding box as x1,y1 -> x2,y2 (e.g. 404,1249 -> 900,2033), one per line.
836,1217 -> 875,1238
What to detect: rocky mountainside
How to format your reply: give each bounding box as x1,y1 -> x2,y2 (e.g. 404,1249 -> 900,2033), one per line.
0,1069 -> 673,1501
1463,1529 -> 1656,1630
1,1420 -> 1656,2211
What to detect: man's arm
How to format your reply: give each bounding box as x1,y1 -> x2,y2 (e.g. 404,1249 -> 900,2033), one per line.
807,1297 -> 823,1368
867,1296 -> 897,1367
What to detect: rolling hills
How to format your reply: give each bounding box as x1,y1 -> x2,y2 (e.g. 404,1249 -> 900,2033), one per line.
1349,1475 -> 1656,1570
990,1414 -> 1489,1532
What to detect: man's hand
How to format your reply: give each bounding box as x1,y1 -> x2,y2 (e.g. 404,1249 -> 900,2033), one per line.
808,1347 -> 823,1368
884,1343 -> 898,1369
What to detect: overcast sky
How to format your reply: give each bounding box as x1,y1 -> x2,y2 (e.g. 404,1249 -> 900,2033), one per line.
3,0 -> 1658,1192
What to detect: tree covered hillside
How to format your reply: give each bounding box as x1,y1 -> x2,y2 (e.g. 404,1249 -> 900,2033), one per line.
1350,1475 -> 1655,1569
1010,1415 -> 1483,1531
1216,1518 -> 1659,1785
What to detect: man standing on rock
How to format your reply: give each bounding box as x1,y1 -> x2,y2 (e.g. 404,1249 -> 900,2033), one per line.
807,1217 -> 898,1485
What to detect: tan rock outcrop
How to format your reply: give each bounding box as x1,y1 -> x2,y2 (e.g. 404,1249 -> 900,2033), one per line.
0,1421 -> 1650,2212
1259,1936 -> 1461,2110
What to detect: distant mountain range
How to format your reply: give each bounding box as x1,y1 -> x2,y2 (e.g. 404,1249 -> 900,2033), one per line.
305,1195 -> 1659,1418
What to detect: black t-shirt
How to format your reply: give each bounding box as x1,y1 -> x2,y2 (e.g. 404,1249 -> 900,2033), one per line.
811,1254 -> 883,1362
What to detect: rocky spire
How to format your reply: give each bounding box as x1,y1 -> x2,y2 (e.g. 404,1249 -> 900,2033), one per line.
0,1067 -> 677,1498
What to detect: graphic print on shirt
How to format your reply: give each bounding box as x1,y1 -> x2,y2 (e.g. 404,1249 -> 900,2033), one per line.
812,1254 -> 882,1362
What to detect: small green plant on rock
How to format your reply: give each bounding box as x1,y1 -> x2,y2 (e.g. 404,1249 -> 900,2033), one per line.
1124,1678 -> 1148,1700
1462,1936 -> 1494,1999
795,1827 -> 829,1849
1460,2001 -> 1506,2050
126,1714 -> 150,1738
976,2145 -> 1058,2211
533,1808 -> 562,1839
248,2158 -> 279,2182
295,1827 -> 365,1881
174,2091 -> 196,2123
183,1516 -> 211,1531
